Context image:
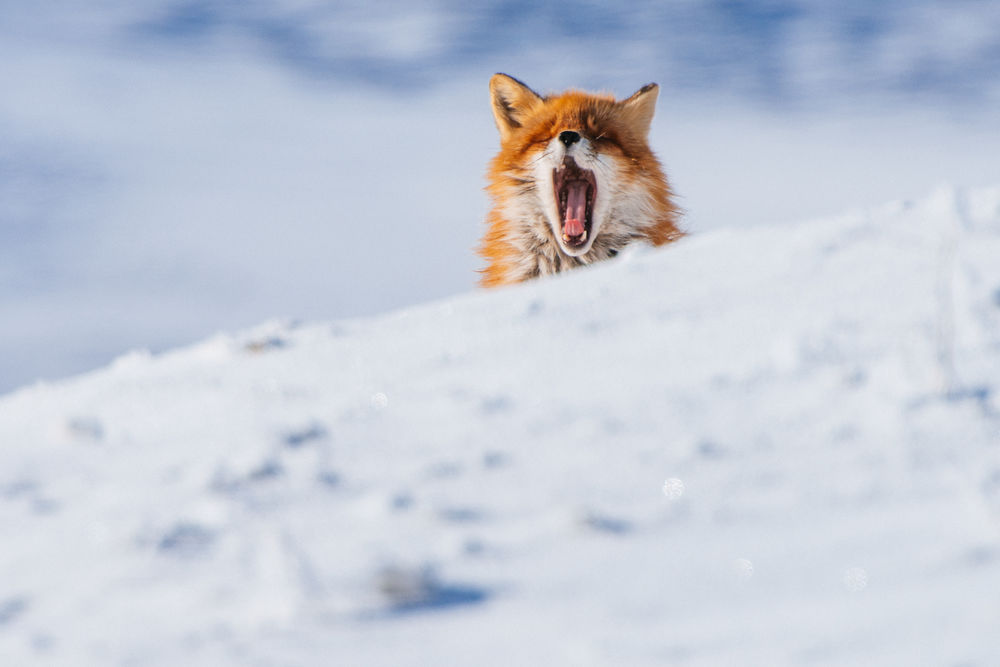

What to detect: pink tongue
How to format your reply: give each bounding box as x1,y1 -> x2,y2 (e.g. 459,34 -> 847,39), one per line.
563,181 -> 588,237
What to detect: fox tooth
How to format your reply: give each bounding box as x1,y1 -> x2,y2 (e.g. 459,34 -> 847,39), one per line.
480,74 -> 682,286
562,230 -> 588,243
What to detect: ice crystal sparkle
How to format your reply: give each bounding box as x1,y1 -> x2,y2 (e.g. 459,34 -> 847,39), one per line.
662,478 -> 685,500
734,558 -> 754,581
843,567 -> 868,592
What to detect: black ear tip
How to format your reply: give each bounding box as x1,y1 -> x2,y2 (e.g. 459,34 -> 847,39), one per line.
640,83 -> 658,93
491,73 -> 533,90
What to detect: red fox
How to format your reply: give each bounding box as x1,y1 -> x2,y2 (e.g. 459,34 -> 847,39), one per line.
479,74 -> 683,287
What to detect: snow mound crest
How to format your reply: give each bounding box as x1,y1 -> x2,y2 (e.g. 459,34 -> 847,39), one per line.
1,186 -> 1000,665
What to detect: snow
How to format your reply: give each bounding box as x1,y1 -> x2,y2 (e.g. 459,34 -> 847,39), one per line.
2,184 -> 999,665
4,3 -> 1000,662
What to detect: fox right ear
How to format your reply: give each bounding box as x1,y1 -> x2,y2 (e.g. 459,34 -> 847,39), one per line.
490,73 -> 543,142
620,83 -> 659,138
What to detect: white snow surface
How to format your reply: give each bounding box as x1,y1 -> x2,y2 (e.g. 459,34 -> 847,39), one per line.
2,185 -> 1000,665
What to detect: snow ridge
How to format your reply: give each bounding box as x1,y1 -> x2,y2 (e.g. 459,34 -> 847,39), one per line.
1,186 -> 1000,666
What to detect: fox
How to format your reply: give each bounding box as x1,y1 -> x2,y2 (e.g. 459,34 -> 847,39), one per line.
478,73 -> 683,287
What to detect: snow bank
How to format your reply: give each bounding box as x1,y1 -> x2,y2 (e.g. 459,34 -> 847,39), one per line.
1,185 -> 999,665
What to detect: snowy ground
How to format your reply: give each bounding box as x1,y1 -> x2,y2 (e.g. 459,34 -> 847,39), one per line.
3,2 -> 1000,392
1,184 -> 999,665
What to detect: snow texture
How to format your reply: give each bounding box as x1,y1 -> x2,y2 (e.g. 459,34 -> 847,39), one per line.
2,185 -> 999,665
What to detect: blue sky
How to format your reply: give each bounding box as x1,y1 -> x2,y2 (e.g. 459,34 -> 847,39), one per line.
120,1 -> 1000,103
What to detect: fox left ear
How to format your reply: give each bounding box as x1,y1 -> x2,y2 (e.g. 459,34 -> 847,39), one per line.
620,83 -> 659,137
490,73 -> 544,143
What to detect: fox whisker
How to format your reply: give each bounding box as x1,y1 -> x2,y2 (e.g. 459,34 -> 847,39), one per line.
480,74 -> 682,287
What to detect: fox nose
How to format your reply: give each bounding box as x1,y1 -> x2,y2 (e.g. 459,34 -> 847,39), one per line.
559,130 -> 581,147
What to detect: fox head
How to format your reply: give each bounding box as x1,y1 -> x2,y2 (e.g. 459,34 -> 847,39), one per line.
479,73 -> 681,286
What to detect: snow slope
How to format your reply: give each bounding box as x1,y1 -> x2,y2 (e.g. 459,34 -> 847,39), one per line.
2,186 -> 1000,665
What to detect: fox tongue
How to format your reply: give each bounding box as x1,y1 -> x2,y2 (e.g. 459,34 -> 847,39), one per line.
563,181 -> 588,237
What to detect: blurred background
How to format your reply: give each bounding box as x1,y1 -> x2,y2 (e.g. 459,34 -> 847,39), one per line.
2,0 -> 999,394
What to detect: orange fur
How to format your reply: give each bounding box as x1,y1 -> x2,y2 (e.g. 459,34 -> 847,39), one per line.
478,75 -> 683,287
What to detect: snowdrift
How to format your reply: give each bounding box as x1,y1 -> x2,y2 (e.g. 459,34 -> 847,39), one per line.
2,186 -> 999,665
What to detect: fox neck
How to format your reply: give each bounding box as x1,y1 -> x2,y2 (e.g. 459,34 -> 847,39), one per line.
490,208 -> 636,284
512,224 -> 585,281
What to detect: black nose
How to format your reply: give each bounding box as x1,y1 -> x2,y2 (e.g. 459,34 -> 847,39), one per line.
559,130 -> 581,147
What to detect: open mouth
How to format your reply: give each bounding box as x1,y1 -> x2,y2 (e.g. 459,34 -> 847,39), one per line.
553,157 -> 596,249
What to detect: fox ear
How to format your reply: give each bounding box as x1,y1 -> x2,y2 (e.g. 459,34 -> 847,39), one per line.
490,73 -> 543,142
620,83 -> 659,137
